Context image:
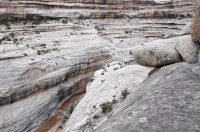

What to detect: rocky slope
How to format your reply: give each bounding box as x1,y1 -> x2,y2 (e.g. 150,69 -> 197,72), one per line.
95,2 -> 200,132
96,63 -> 200,132
64,62 -> 151,132
0,0 -> 198,132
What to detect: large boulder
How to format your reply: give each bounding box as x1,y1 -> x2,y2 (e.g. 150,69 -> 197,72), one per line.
96,63 -> 200,132
191,3 -> 200,43
132,35 -> 199,67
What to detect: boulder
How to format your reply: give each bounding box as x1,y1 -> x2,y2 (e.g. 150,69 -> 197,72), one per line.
96,63 -> 200,132
132,35 -> 199,67
191,3 -> 200,43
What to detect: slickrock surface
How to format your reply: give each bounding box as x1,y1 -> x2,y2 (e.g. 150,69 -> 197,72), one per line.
64,62 -> 151,132
96,63 -> 200,132
0,21 -> 111,131
0,0 -> 198,131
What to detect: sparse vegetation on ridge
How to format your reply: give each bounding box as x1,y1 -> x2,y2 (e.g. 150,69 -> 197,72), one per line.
100,101 -> 113,113
121,89 -> 130,100
78,15 -> 89,20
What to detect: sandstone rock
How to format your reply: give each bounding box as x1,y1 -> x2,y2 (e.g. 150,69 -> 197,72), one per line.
0,0 -> 196,20
0,22 -> 112,131
63,62 -> 151,132
164,22 -> 192,39
191,3 -> 200,43
179,22 -> 192,35
0,17 -> 184,131
96,63 -> 200,132
0,0 -> 197,131
132,35 -> 199,67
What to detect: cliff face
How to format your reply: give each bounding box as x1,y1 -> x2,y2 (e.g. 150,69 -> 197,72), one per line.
0,0 -> 196,20
0,0 -> 198,132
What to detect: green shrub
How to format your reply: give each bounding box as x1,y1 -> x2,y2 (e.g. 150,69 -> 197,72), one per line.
93,105 -> 96,109
61,118 -> 66,124
121,89 -> 130,99
69,105 -> 74,115
100,102 -> 113,113
62,18 -> 68,24
58,125 -> 63,129
78,15 -> 88,20
32,19 -> 42,25
112,99 -> 118,104
93,115 -> 99,119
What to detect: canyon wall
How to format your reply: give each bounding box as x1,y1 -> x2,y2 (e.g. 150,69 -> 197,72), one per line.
0,0 -> 198,131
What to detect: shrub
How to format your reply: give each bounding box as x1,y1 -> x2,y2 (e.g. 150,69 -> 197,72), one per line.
32,19 -> 42,25
113,68 -> 118,70
62,18 -> 68,24
78,15 -> 85,20
58,125 -> 63,129
61,118 -> 66,124
10,33 -> 15,38
23,21 -> 27,25
187,13 -> 192,18
78,15 -> 88,20
69,105 -> 74,115
0,20 -> 11,29
13,38 -> 18,44
6,23 -> 10,29
93,115 -> 99,119
37,50 -> 41,55
100,102 -> 113,113
112,99 -> 118,104
90,78 -> 94,82
0,35 -> 10,44
93,105 -> 96,109
57,89 -> 65,101
121,89 -> 130,99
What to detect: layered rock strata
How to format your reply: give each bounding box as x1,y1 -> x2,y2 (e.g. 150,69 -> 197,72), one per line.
0,0 -> 198,131
0,22 -> 111,131
0,0 -> 196,20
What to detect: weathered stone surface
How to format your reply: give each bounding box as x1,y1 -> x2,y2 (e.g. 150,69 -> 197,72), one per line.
63,62 -> 151,132
96,63 -> 200,132
0,23 -> 111,131
164,22 -> 192,39
0,17 -> 190,131
0,72 -> 93,132
191,2 -> 200,43
0,0 -> 198,131
0,0 -> 196,20
132,35 -> 199,67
